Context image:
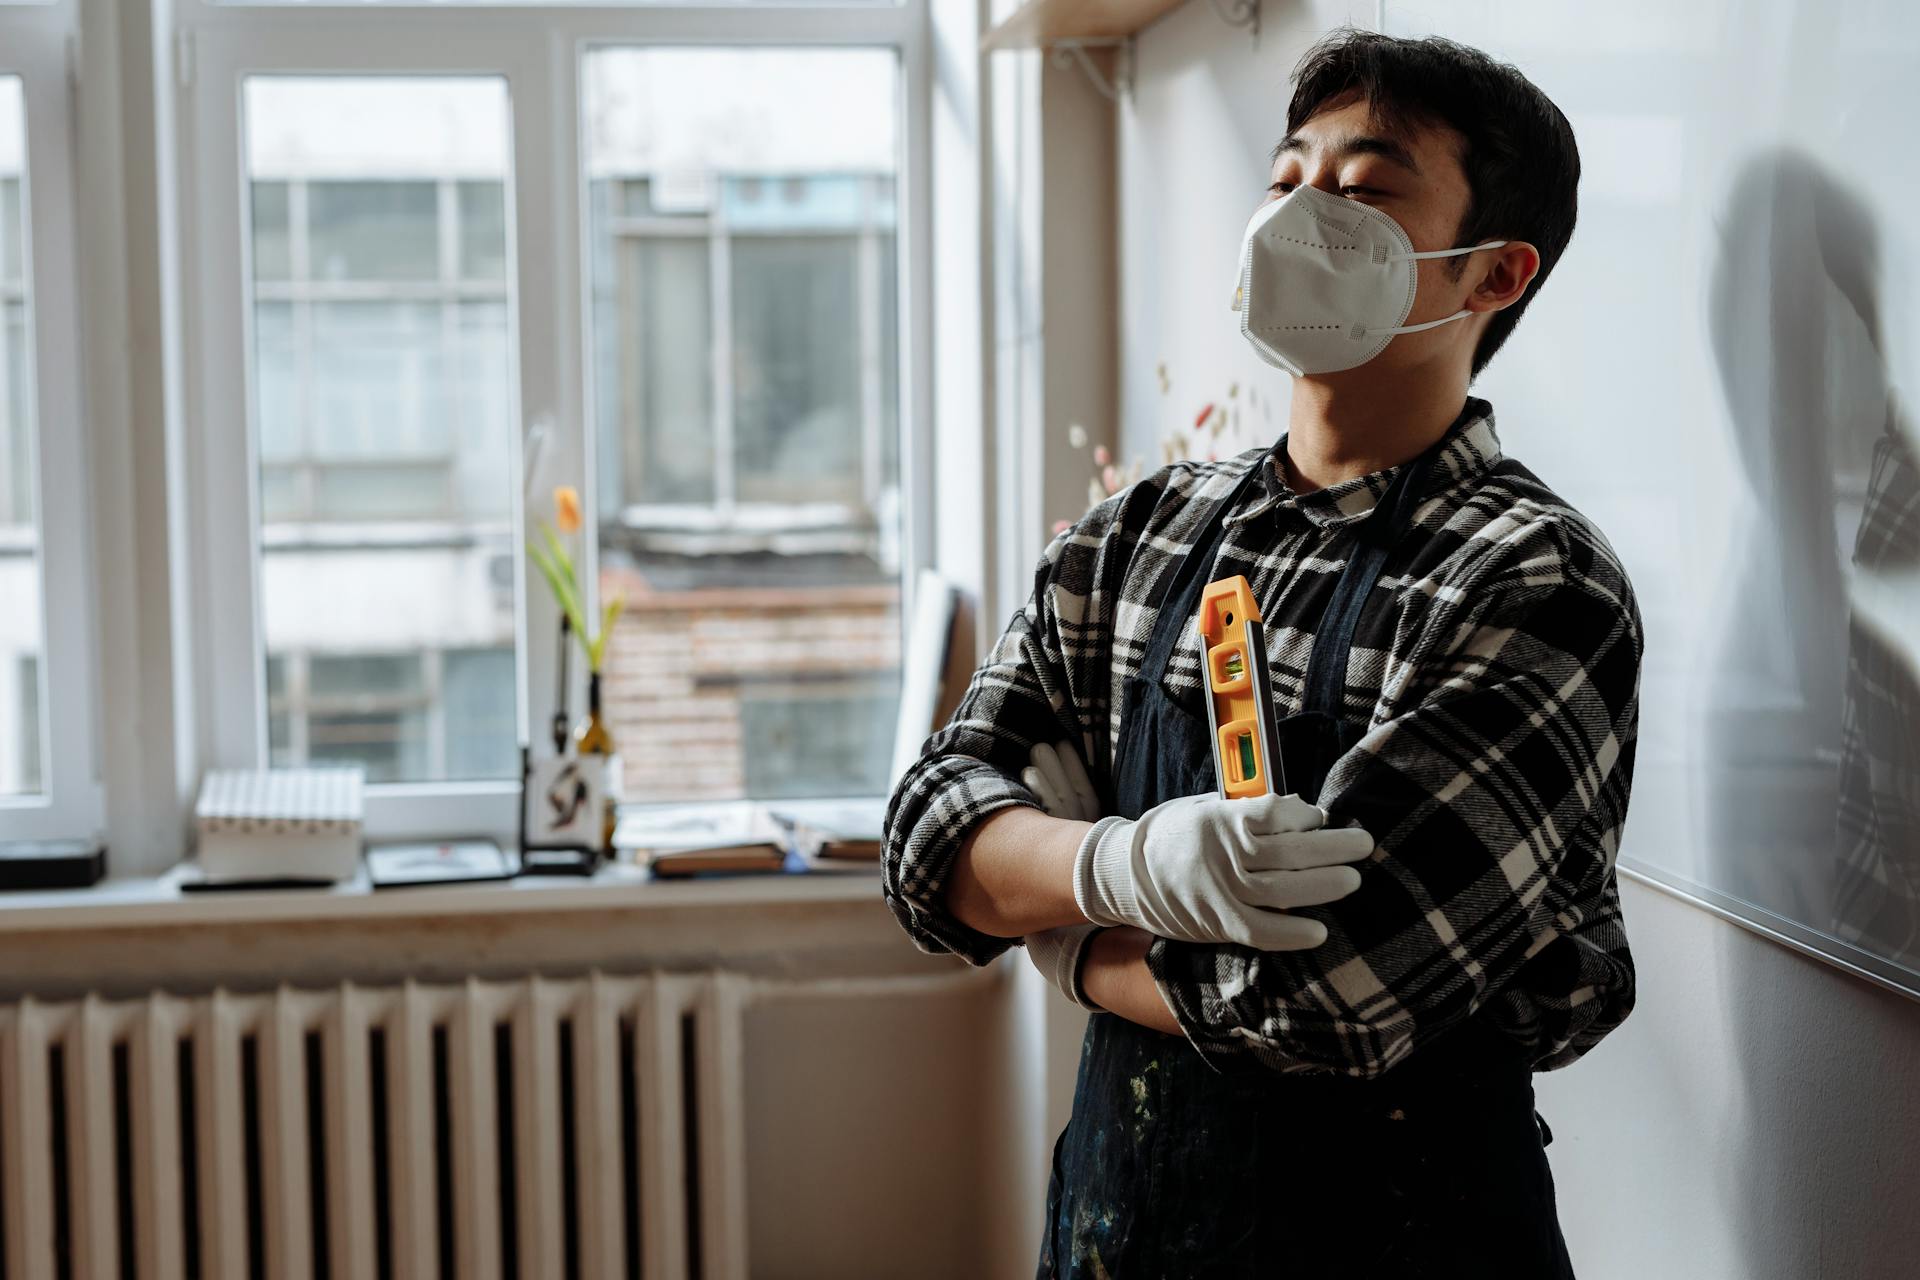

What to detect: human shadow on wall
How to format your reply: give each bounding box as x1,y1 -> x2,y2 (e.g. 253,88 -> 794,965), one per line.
1707,146 -> 1920,1280
1699,148 -> 1850,931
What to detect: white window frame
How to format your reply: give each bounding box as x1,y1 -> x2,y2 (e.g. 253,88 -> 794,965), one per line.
174,0 -> 934,844
0,1 -> 104,844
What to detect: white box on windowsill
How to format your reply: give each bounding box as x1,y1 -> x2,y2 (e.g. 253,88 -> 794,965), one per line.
195,767 -> 365,883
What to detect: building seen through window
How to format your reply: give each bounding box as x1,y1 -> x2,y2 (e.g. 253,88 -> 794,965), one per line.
584,47 -> 905,802
239,54 -> 906,799
245,77 -> 519,784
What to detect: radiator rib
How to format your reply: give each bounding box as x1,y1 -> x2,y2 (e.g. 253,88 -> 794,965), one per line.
577,972 -> 627,1280
198,991 -> 250,1280
326,981 -> 380,1280
2,999 -> 56,1278
393,980 -> 440,1280
261,987 -> 315,1280
449,977 -> 504,1280
129,994 -> 185,1280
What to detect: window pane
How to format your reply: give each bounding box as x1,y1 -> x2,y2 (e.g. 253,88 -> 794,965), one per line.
731,231 -> 862,505
740,684 -> 896,798
612,236 -> 713,505
304,654 -> 429,784
216,0 -> 903,8
12,655 -> 37,795
444,646 -> 517,780
457,181 -> 507,283
0,79 -> 44,798
251,180 -> 290,281
583,48 -> 905,804
246,76 -> 518,784
310,301 -> 449,461
308,181 -> 438,282
309,652 -> 423,700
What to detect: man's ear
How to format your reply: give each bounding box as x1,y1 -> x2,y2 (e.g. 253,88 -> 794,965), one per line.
1468,241 -> 1540,313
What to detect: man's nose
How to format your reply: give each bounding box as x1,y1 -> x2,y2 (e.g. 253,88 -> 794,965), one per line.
1302,167 -> 1343,195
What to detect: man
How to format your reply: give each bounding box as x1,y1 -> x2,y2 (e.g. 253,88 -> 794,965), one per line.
883,28 -> 1641,1278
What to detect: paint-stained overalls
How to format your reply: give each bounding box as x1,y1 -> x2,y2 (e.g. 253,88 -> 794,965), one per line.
1038,435 -> 1575,1279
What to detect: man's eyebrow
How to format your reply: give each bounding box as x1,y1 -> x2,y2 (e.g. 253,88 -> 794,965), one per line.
1268,132 -> 1423,177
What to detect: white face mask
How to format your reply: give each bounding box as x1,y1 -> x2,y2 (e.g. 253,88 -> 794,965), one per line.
1230,183 -> 1507,375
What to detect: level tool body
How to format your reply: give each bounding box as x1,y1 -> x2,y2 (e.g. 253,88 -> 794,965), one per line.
1197,575 -> 1286,798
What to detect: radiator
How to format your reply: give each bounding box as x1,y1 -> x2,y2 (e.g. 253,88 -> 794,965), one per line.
0,972 -> 754,1280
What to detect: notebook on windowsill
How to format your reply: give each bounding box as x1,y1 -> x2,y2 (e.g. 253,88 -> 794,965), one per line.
614,800 -> 790,878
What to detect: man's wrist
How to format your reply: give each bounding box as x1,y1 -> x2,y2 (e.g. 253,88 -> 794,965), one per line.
1079,927 -> 1180,1034
946,805 -> 1097,937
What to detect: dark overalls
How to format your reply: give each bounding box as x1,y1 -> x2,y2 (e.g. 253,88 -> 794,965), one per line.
1038,435 -> 1575,1279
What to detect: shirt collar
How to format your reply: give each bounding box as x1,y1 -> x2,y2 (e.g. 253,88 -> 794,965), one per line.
1224,397 -> 1503,531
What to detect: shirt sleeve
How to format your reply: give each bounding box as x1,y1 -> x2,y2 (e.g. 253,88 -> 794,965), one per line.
881,495 -> 1132,966
1146,522 -> 1644,1077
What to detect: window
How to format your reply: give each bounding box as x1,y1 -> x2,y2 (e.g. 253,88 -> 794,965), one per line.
243,76 -> 519,786
267,647 -> 517,783
583,47 -> 906,804
0,78 -> 38,799
182,7 -> 926,843
0,8 -> 98,843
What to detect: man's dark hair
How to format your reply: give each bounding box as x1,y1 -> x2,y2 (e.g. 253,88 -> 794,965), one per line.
1285,29 -> 1579,379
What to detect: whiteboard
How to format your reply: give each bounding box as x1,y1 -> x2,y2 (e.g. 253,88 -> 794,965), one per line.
1384,0 -> 1920,996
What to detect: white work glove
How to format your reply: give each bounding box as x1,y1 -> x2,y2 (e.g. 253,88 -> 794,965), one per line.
1021,739 -> 1102,823
1024,917 -> 1104,1009
1021,740 -> 1107,1007
1073,791 -> 1373,951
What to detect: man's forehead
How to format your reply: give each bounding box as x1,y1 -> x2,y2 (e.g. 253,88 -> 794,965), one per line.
1270,127 -> 1423,177
1270,101 -> 1459,177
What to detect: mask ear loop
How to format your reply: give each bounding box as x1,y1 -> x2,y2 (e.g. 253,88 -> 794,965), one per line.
1356,310 -> 1474,339
1358,239 -> 1510,336
1380,238 -> 1509,263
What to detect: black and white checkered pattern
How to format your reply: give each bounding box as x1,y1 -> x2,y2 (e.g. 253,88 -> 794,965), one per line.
1834,417 -> 1920,959
883,398 -> 1644,1077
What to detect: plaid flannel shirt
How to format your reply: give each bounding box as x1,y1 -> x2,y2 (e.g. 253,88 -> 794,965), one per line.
882,399 -> 1644,1078
1834,415 -> 1920,959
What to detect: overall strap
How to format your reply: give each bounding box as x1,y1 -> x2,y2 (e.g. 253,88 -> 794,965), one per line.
1300,444 -> 1442,720
1138,455 -> 1274,687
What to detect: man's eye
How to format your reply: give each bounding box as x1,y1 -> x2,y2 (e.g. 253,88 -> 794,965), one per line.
1269,181 -> 1295,194
1341,185 -> 1381,197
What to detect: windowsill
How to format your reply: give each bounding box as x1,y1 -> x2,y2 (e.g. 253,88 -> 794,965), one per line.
0,856 -> 924,1003
0,858 -> 883,934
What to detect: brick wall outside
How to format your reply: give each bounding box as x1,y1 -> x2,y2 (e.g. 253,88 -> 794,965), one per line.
598,573 -> 902,801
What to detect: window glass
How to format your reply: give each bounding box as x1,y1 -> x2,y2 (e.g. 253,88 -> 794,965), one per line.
444,646 -> 518,780
457,181 -> 507,283
213,0 -> 903,8
245,76 -> 517,783
13,656 -> 37,795
308,181 -> 438,282
583,47 -> 905,804
251,180 -> 290,281
740,684 -> 896,798
731,232 -> 862,505
0,78 -> 43,798
613,235 -> 713,506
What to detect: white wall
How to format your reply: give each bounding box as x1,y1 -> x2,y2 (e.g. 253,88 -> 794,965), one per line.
1106,3 -> 1920,1276
1116,0 -> 1371,465
1534,878 -> 1920,1279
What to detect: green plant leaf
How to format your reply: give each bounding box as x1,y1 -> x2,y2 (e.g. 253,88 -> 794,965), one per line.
527,531 -> 589,644
587,594 -> 627,672
540,522 -> 577,589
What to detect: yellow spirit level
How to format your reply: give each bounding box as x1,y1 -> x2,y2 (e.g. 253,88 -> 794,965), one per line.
1197,575 -> 1286,799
